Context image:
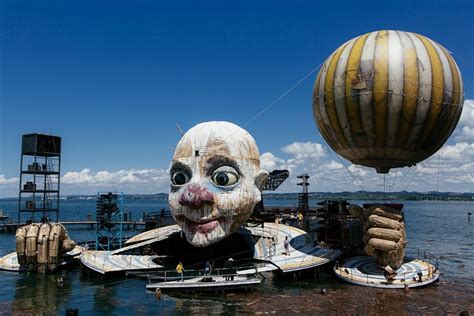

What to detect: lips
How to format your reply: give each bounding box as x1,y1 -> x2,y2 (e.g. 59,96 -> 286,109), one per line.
178,216 -> 225,234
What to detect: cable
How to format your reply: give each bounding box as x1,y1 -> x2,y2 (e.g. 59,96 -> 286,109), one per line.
436,152 -> 441,193
389,169 -> 398,194
243,63 -> 323,128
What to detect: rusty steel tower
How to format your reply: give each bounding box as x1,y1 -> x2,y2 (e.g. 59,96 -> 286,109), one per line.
18,134 -> 61,223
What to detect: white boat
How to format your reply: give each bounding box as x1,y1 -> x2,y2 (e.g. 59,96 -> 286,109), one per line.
146,275 -> 261,292
0,209 -> 8,221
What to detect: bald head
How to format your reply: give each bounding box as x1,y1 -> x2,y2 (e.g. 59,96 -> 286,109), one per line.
174,121 -> 261,165
169,121 -> 268,247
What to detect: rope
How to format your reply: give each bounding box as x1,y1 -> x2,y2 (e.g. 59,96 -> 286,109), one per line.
383,174 -> 386,202
436,152 -> 441,192
243,62 -> 323,128
333,153 -> 373,196
389,169 -> 398,193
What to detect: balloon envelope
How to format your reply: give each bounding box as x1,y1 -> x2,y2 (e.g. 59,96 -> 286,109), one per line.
313,30 -> 464,173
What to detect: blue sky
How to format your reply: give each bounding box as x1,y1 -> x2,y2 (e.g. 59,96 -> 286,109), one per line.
1,0 -> 473,196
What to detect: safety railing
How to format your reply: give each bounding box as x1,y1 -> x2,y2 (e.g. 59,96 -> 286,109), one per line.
337,265 -> 439,285
335,249 -> 440,285
146,264 -> 259,283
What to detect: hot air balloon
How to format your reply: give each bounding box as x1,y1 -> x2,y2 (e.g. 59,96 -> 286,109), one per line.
313,30 -> 464,173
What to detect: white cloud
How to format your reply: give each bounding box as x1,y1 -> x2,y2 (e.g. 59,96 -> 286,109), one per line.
62,169 -> 95,184
347,164 -> 369,177
281,141 -> 326,160
3,100 -> 472,197
440,142 -> 474,161
258,100 -> 474,193
455,99 -> 474,142
320,161 -> 343,170
61,168 -> 170,194
458,99 -> 474,127
0,175 -> 19,185
458,126 -> 474,142
62,168 -> 169,185
260,152 -> 287,171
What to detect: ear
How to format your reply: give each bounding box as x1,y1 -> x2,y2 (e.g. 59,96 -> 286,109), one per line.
254,170 -> 269,190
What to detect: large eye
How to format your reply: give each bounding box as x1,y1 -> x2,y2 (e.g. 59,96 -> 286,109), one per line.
171,171 -> 190,186
211,166 -> 239,187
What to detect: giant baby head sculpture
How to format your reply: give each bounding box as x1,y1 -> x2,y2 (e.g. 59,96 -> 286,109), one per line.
169,121 -> 268,247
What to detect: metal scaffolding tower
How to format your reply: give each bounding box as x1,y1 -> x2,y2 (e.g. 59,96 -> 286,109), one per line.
96,192 -> 124,250
297,173 -> 310,231
18,134 -> 61,223
252,170 -> 289,217
262,170 -> 290,191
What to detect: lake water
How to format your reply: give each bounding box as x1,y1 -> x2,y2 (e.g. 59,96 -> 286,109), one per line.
0,199 -> 473,314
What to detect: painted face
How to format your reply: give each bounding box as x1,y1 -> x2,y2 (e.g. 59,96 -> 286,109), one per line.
169,121 -> 268,247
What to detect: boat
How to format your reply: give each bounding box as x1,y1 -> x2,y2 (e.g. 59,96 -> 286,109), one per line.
0,209 -> 8,222
146,275 -> 261,293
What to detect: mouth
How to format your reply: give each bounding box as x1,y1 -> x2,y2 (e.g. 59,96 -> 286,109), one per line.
176,215 -> 226,235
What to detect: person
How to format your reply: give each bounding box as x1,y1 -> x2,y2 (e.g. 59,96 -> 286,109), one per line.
160,208 -> 165,226
270,238 -> 276,258
224,258 -> 234,281
204,260 -> 211,276
284,236 -> 290,256
297,212 -> 303,227
176,261 -> 184,282
290,213 -> 296,226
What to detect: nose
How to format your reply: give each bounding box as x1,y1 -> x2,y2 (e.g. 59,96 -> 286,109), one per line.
178,183 -> 214,209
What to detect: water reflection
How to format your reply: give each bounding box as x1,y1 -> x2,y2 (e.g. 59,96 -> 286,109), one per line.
92,283 -> 117,315
1,200 -> 473,314
12,272 -> 72,314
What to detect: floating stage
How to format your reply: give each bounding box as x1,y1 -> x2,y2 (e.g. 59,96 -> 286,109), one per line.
0,252 -> 21,272
80,251 -> 163,274
146,276 -> 261,292
243,223 -> 341,273
0,245 -> 84,272
80,223 -> 341,275
334,256 -> 440,288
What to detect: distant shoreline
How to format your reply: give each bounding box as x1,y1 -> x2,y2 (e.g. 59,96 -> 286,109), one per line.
1,191 -> 473,201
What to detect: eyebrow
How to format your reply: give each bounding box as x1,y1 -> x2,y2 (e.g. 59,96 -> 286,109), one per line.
170,161 -> 190,174
205,155 -> 241,176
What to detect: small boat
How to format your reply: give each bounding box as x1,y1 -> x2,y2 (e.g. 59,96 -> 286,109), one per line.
0,209 -> 8,222
126,264 -> 270,280
146,275 -> 261,293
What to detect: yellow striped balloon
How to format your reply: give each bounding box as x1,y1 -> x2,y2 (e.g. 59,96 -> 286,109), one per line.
313,30 -> 464,173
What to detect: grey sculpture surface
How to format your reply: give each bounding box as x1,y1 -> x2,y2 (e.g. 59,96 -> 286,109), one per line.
168,121 -> 268,247
349,204 -> 407,269
15,222 -> 76,272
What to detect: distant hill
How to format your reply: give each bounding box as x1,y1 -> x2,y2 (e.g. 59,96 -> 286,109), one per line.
64,193 -> 169,201
53,191 -> 474,202
1,191 -> 473,201
263,191 -> 474,201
